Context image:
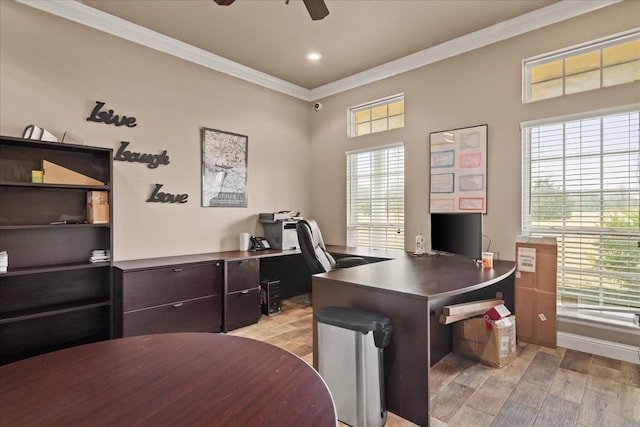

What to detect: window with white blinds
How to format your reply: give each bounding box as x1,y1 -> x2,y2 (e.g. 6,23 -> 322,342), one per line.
346,143 -> 404,250
521,106 -> 640,320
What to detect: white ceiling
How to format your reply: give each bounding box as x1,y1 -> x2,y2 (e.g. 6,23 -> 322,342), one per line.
20,0 -> 621,101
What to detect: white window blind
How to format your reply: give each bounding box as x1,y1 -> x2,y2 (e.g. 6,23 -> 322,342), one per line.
522,107 -> 640,319
346,144 -> 404,250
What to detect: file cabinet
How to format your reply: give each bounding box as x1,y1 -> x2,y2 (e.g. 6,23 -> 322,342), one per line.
114,256 -> 223,337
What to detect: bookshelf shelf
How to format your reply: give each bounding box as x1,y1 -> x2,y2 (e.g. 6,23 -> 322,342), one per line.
0,181 -> 110,190
0,223 -> 111,230
0,261 -> 110,277
0,299 -> 111,324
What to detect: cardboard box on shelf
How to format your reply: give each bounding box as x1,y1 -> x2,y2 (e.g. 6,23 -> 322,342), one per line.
453,315 -> 517,368
42,160 -> 104,186
87,191 -> 108,205
88,204 -> 109,224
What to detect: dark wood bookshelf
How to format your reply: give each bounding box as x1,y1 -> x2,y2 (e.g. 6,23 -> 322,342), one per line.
0,135 -> 114,365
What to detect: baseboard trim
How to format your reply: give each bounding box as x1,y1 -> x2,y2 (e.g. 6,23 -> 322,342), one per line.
557,331 -> 640,365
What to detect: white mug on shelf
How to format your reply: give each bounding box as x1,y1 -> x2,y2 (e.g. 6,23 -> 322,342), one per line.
239,233 -> 251,251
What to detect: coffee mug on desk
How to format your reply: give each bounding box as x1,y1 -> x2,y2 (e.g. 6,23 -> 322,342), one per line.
239,233 -> 251,251
482,252 -> 494,269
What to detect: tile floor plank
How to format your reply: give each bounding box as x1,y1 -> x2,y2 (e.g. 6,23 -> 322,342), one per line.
560,349 -> 592,374
491,400 -> 538,427
578,389 -> 621,427
549,367 -> 588,404
466,375 -> 515,416
430,382 -> 476,423
533,395 -> 580,427
508,379 -> 549,410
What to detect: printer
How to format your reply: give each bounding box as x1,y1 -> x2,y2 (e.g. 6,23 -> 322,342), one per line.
259,212 -> 300,250
259,212 -> 294,223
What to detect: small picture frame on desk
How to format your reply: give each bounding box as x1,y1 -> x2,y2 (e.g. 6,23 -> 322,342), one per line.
201,127 -> 248,207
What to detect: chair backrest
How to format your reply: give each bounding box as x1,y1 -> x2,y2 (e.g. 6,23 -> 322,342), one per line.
296,219 -> 336,274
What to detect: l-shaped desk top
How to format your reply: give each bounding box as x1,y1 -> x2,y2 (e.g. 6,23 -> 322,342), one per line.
319,247 -> 516,299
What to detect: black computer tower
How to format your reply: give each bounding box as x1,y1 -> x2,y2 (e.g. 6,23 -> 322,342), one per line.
260,279 -> 281,316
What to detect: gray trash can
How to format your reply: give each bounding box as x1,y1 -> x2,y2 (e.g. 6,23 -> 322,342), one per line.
314,306 -> 392,427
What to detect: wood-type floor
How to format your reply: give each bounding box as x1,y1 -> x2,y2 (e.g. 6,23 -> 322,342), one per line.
229,295 -> 640,427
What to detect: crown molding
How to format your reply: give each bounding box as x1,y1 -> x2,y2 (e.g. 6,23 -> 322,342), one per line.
17,0 -> 311,100
17,0 -> 622,103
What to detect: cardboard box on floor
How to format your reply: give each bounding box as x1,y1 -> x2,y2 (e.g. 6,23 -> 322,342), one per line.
453,316 -> 517,368
515,236 -> 557,348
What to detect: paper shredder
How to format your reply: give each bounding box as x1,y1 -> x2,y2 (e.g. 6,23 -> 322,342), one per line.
314,306 -> 392,427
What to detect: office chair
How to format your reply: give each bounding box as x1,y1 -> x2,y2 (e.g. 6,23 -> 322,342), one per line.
296,219 -> 368,274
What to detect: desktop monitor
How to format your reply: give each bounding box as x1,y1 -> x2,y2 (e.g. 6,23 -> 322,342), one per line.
430,212 -> 483,260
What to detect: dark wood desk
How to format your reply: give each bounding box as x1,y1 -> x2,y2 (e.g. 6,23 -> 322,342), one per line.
0,333 -> 337,426
312,254 -> 516,427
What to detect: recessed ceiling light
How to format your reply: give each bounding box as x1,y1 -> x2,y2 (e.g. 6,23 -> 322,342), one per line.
307,52 -> 322,61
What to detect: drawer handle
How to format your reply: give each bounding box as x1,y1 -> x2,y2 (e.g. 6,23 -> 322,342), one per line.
172,268 -> 183,272
173,302 -> 184,308
239,260 -> 249,264
240,290 -> 249,294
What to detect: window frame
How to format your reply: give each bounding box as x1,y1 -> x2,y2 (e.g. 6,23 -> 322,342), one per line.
348,94 -> 405,138
522,29 -> 639,103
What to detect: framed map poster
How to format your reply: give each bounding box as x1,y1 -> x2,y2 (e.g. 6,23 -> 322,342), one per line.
201,127 -> 248,207
429,124 -> 487,213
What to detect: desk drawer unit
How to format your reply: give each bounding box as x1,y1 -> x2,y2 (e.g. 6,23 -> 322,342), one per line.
115,260 -> 223,337
225,258 -> 261,331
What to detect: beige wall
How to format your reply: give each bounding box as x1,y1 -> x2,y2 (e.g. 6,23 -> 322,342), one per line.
1,1 -> 638,262
0,1 -> 312,261
310,1 -> 639,260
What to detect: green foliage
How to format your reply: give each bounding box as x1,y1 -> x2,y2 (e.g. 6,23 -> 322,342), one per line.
601,209 -> 640,289
531,179 -> 572,221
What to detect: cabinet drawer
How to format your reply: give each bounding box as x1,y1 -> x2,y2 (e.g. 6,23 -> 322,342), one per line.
123,295 -> 222,337
226,288 -> 261,331
122,263 -> 222,311
226,258 -> 259,293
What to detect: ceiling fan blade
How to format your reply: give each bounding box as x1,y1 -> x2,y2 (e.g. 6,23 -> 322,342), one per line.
213,0 -> 235,5
302,0 -> 329,21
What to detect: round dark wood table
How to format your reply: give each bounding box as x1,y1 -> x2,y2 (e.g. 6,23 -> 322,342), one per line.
0,333 -> 337,426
